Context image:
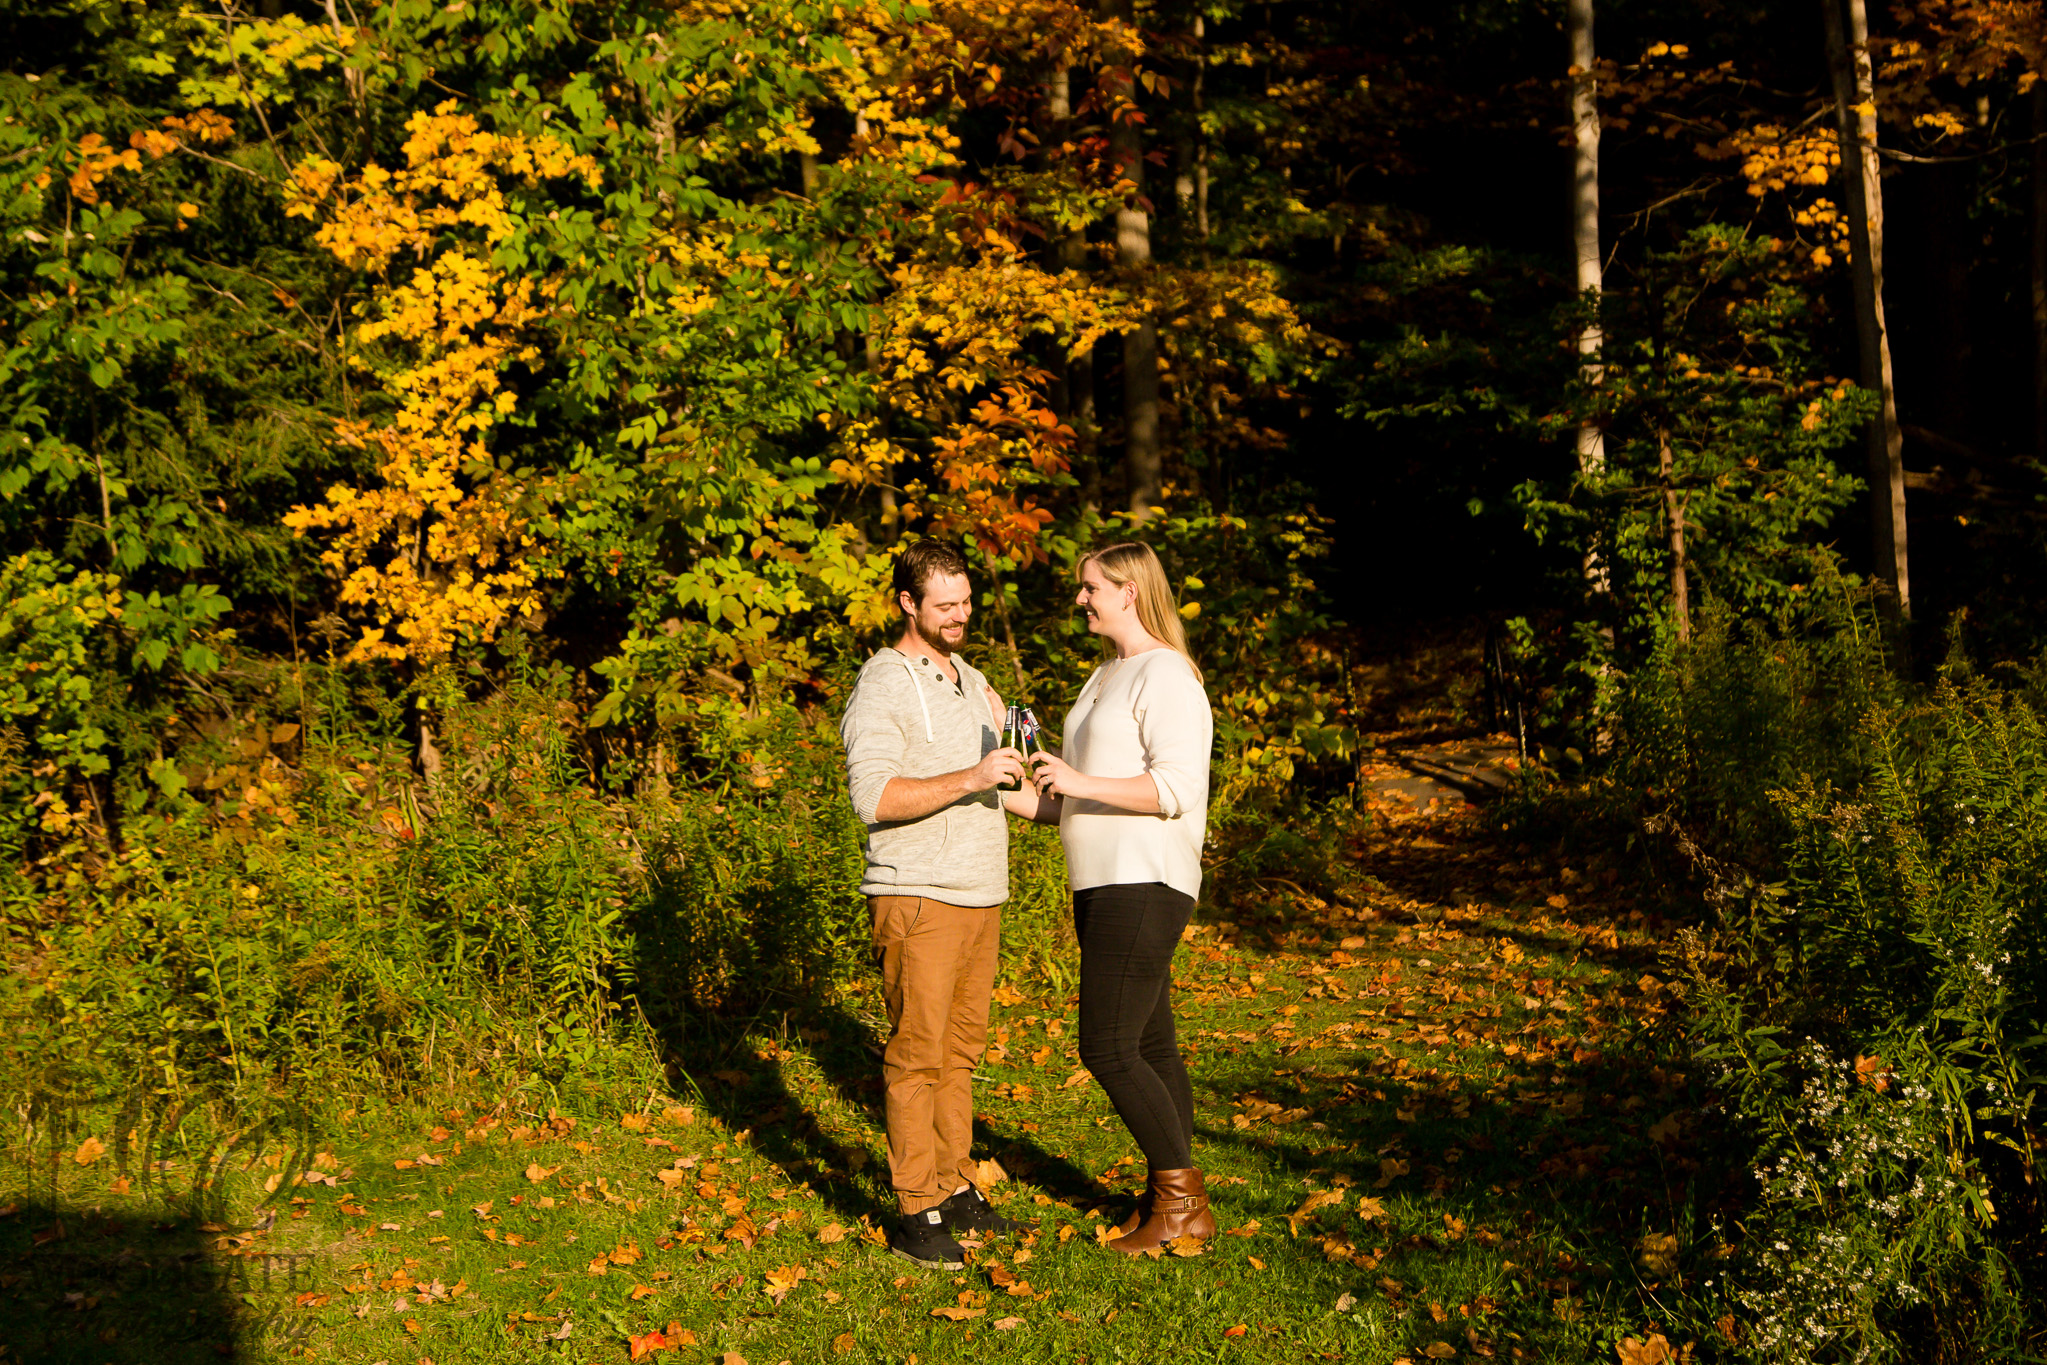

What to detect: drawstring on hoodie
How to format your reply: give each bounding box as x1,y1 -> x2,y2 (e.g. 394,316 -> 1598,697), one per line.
899,656 -> 935,743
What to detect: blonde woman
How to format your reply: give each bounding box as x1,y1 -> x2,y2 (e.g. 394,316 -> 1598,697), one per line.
1028,541 -> 1216,1253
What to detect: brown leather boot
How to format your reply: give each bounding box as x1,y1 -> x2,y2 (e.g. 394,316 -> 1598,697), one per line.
1111,1190 -> 1149,1239
1106,1168 -> 1215,1255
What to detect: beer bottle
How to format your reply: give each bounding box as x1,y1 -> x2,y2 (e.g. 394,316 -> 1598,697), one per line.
1020,707 -> 1048,767
998,705 -> 1023,792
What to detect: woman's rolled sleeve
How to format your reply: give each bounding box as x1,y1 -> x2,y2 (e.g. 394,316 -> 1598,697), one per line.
1134,668 -> 1213,820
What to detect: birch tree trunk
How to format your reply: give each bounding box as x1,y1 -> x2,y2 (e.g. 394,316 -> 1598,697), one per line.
1568,0 -> 1604,478
1103,0 -> 1161,521
1823,0 -> 1911,621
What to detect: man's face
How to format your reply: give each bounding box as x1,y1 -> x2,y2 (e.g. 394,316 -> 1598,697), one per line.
901,570 -> 972,653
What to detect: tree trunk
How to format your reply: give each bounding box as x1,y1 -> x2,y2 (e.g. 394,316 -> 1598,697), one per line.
1103,0 -> 1161,522
1048,67 -> 1099,511
1660,429 -> 1690,643
1568,0 -> 1605,478
2032,82 -> 2047,460
1823,0 -> 1911,622
1175,16 -> 1208,259
866,332 -> 898,532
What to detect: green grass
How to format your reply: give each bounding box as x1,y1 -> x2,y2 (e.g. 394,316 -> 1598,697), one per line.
1,800 -> 1718,1365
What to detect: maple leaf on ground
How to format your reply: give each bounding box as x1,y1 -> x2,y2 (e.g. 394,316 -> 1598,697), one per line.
629,1330 -> 673,1360
1167,1234 -> 1208,1257
1616,1334 -> 1675,1365
833,1333 -> 856,1354
629,1284 -> 656,1301
73,1137 -> 106,1165
1636,1233 -> 1681,1279
1287,1190 -> 1344,1235
523,1163 -> 558,1183
763,1265 -> 807,1303
816,1222 -> 846,1244
665,1323 -> 696,1346
1356,1196 -> 1388,1222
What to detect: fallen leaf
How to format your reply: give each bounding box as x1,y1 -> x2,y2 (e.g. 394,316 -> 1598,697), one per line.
630,1284 -> 656,1301
1288,1190 -> 1344,1235
73,1137 -> 106,1165
930,1306 -> 985,1321
524,1163 -> 558,1183
718,1353 -> 745,1365
1166,1234 -> 1208,1257
629,1330 -> 671,1360
1616,1335 -> 1674,1365
994,1316 -> 1024,1330
1336,1292 -> 1357,1312
816,1222 -> 846,1244
1247,1256 -> 1266,1270
1224,1324 -> 1248,1339
402,1319 -> 421,1336
975,1157 -> 1008,1187
763,1265 -> 806,1303
1424,1344 -> 1457,1359
1636,1233 -> 1680,1280
1373,1158 -> 1410,1189
1222,1220 -> 1261,1238
832,1333 -> 855,1355
1061,1068 -> 1092,1090
1357,1196 -> 1388,1222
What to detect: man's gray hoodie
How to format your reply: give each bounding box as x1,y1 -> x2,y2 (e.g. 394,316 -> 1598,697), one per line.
839,647 -> 1008,906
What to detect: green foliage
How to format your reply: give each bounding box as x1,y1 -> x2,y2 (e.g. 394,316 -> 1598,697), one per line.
1620,592 -> 2047,1359
0,553 -> 124,806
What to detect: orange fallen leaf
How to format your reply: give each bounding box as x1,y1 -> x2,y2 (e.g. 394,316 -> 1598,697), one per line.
73,1137 -> 107,1165
630,1284 -> 656,1301
832,1333 -> 856,1354
402,1319 -> 421,1336
524,1163 -> 558,1183
816,1222 -> 846,1244
1616,1335 -> 1675,1365
930,1306 -> 985,1321
1224,1324 -> 1248,1338
629,1330 -> 673,1360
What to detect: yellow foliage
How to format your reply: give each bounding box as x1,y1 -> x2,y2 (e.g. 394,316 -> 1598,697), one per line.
283,106 -> 598,663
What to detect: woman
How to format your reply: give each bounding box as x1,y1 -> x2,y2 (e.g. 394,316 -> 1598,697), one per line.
1029,541 -> 1216,1254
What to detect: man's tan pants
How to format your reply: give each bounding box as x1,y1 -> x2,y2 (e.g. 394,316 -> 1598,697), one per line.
870,895 -> 1001,1215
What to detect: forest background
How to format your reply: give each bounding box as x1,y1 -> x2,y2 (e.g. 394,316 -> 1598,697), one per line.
8,0 -> 2047,1360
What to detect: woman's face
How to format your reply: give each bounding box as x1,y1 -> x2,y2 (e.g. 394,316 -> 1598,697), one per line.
1075,561 -> 1135,636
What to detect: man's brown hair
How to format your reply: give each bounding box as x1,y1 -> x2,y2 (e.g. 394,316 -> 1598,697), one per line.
892,539 -> 972,609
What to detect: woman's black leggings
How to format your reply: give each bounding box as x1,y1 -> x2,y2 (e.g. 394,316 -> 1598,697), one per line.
1074,882 -> 1197,1170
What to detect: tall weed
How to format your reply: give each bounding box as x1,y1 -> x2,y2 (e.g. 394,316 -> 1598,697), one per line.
1623,593 -> 2047,1360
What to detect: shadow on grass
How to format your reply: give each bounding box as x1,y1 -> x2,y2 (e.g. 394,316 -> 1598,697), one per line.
630,905 -> 1100,1228
0,1200 -> 277,1365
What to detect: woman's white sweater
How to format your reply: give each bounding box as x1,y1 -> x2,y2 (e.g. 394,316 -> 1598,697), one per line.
1057,648 -> 1213,899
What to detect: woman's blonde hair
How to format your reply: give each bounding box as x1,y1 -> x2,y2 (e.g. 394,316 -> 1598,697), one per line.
1080,541 -> 1202,682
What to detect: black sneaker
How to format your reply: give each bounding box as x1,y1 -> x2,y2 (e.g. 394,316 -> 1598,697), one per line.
936,1182 -> 1020,1235
889,1208 -> 966,1270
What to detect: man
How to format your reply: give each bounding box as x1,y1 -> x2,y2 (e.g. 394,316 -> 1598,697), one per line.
839,540 -> 1037,1270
